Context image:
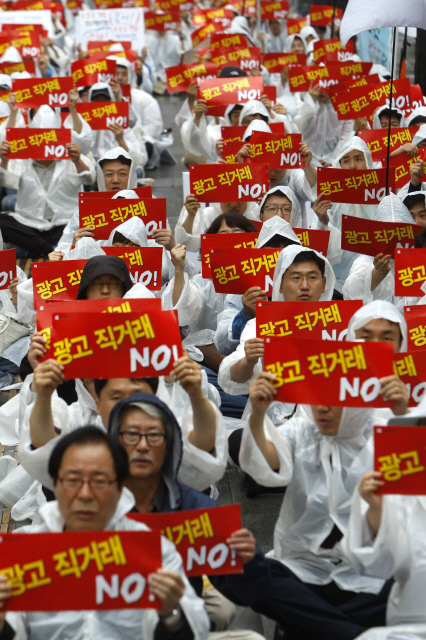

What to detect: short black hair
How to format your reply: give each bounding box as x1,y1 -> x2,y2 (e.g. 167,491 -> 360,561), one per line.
263,234 -> 298,248
99,155 -> 132,169
291,250 -> 325,277
94,377 -> 159,398
48,426 -> 129,489
112,231 -> 133,245
378,108 -> 402,122
205,212 -> 258,235
415,227 -> 426,248
404,193 -> 425,211
409,116 -> 426,127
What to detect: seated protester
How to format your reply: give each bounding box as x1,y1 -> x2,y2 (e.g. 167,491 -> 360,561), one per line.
0,427 -> 209,639
372,106 -> 406,129
108,393 -> 272,636
406,105 -> 426,127
310,137 -> 377,293
274,64 -> 303,122
237,375 -> 408,640
56,148 -> 138,248
397,124 -> 426,196
0,104 -> 95,256
256,20 -> 287,54
284,33 -> 307,54
108,57 -> 164,168
343,194 -> 422,309
88,83 -> 147,169
238,99 -> 295,135
217,245 -> 334,397
342,404 -> 426,640
292,82 -> 354,167
402,191 -> 426,227
146,27 -> 192,95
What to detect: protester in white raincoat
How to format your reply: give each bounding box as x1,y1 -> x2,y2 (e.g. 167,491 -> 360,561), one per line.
146,29 -> 192,85
0,105 -> 96,255
406,106 -> 426,127
217,244 -> 334,397
214,187 -> 310,357
2,430 -> 209,640
343,194 -> 421,309
397,124 -> 426,196
342,401 -> 426,640
238,99 -> 291,130
88,83 -> 147,168
372,105 -> 406,130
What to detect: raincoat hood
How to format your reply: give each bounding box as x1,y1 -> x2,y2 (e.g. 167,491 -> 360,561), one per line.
229,15 -> 253,41
106,217 -> 148,247
239,100 -> 270,125
369,63 -> 391,79
255,215 -> 301,247
107,55 -> 134,86
112,189 -> 139,199
299,26 -> 318,41
67,237 -> 106,260
332,136 -> 373,169
302,405 -> 375,441
401,189 -> 425,208
260,186 -> 303,228
243,119 -> 272,140
10,71 -> 31,79
284,33 -> 307,53
406,106 -> 426,127
413,124 -> 426,147
224,103 -> 238,126
29,105 -> 61,129
96,147 -> 137,191
372,105 -> 405,130
346,300 -> 407,352
373,193 -> 414,224
271,244 -> 335,301
0,74 -> 11,90
0,46 -> 22,63
76,255 -> 133,299
88,82 -> 115,102
108,392 -> 183,509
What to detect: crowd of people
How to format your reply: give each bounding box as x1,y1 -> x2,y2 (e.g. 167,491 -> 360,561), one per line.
0,1 -> 423,639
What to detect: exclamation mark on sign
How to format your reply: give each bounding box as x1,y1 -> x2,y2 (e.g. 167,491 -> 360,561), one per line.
230,549 -> 237,566
153,271 -> 157,288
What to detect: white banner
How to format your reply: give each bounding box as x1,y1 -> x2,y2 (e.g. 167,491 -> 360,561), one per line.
0,10 -> 54,38
75,8 -> 145,54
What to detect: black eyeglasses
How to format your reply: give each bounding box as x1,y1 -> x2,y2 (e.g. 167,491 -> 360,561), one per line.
118,431 -> 167,447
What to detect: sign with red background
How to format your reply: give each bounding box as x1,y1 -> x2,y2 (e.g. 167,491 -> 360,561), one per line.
166,63 -> 218,93
0,249 -> 16,290
374,426 -> 426,494
317,167 -> 395,204
200,232 -> 259,278
405,305 -> 426,352
358,127 -> 419,162
209,247 -> 280,294
6,128 -> 71,161
71,58 -> 116,86
75,102 -> 129,130
103,246 -> 162,290
341,215 -> 421,258
245,132 -> 304,169
395,248 -> 426,297
262,52 -> 306,73
189,163 -> 269,203
11,76 -> 73,109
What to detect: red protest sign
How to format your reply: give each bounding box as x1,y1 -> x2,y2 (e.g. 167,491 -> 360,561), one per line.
358,127 -> 419,162
0,530 -> 162,611
262,52 -> 306,73
405,305 -> 426,351
245,132 -> 304,169
66,0 -> 83,14
166,63 -> 218,93
221,121 -> 284,142
78,197 -> 167,240
288,63 -> 371,93
313,38 -> 354,63
393,351 -> 426,407
317,167 -> 394,205
200,232 -> 259,278
341,215 -> 421,258
103,247 -> 163,290
286,17 -> 307,33
260,0 -> 288,19
88,40 -> 132,52
0,31 -> 40,59
32,260 -> 88,309
211,47 -> 261,72
189,163 -> 269,203
198,76 -> 263,113
310,4 -> 342,26
374,426 -> 426,494
209,247 -> 280,294
222,141 -> 245,164
395,248 -> 426,297
294,228 -> 330,256
79,186 -> 152,199
71,58 -> 116,87
210,33 -> 248,49
406,84 -> 425,119
6,128 -> 71,161
333,78 -> 411,121
11,76 -> 73,109
50,308 -> 182,379
0,249 -> 16,290
381,149 -> 426,190
75,102 -> 129,130
144,10 -> 180,30
326,61 -> 373,80
193,7 -> 233,26
128,505 -> 243,576
264,337 -> 394,407
191,22 -> 221,46
0,60 -> 35,76
256,300 -> 362,341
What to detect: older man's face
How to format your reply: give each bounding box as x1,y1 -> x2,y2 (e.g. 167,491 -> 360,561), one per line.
118,408 -> 168,479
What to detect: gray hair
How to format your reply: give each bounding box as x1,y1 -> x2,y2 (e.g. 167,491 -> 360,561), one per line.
115,401 -> 174,446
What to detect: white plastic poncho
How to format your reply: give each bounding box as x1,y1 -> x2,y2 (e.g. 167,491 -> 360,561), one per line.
243,119 -> 272,140
343,194 -> 420,309
180,102 -> 235,162
259,185 -> 304,228
406,106 -> 426,127
238,100 -> 270,124
372,105 -> 406,130
240,404 -> 388,592
413,124 -> 426,147
217,244 -> 335,395
346,299 -> 407,351
5,491 -> 209,640
284,33 -> 307,53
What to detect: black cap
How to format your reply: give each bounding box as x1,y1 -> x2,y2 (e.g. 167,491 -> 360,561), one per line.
219,66 -> 247,78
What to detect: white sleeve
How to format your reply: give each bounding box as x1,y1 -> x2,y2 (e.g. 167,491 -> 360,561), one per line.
310,217 -> 342,265
217,320 -> 261,396
239,413 -> 294,486
178,401 -> 227,491
174,206 -> 209,253
289,167 -> 317,202
135,92 -> 164,141
292,93 -> 319,136
214,294 -> 243,355
180,117 -> 214,160
161,273 -> 204,327
123,128 -> 148,168
342,492 -> 411,582
342,255 -> 394,304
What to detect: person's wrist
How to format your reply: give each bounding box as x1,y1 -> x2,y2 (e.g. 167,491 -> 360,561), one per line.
160,606 -> 182,627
